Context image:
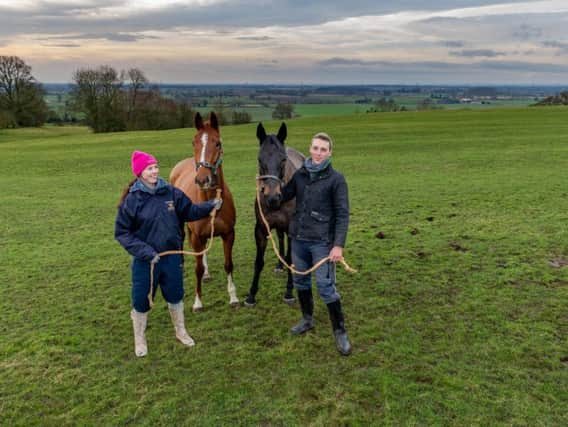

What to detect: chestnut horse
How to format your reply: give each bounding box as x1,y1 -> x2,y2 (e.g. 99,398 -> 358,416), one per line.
244,122 -> 305,307
170,112 -> 239,311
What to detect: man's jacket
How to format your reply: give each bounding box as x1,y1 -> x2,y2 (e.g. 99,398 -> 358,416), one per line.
282,164 -> 349,247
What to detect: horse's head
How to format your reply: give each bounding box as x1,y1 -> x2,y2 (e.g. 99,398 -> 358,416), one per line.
193,112 -> 223,190
257,122 -> 287,210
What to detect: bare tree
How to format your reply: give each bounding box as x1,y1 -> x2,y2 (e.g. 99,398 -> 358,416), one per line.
0,56 -> 48,127
123,68 -> 148,128
72,65 -> 125,132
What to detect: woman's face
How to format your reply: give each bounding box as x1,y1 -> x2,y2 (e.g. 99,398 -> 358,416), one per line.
309,138 -> 332,165
140,163 -> 159,185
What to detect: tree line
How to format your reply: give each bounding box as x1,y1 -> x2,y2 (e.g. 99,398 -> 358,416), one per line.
1,56 -> 256,132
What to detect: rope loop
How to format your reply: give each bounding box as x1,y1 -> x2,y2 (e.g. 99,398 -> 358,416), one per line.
255,180 -> 357,275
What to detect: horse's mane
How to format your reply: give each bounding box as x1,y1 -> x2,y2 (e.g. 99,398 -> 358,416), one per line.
284,147 -> 305,183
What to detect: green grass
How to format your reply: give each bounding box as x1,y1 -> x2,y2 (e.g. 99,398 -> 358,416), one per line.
295,104 -> 368,117
1,107 -> 568,425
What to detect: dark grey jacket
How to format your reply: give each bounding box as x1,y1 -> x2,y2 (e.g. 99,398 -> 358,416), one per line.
281,164 -> 349,247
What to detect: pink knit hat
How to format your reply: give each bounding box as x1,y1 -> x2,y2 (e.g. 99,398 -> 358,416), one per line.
131,150 -> 158,176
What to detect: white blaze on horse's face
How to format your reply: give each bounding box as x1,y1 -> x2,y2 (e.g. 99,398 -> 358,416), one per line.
200,133 -> 208,164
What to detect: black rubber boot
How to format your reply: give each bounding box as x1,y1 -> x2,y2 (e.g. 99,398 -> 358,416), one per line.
327,300 -> 352,356
290,289 -> 314,335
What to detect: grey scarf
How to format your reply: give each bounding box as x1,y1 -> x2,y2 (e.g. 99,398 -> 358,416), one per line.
304,157 -> 331,180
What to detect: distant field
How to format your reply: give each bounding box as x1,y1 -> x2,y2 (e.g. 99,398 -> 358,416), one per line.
2,107 -> 567,425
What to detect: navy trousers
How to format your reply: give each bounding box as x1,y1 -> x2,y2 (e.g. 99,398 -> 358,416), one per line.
131,254 -> 184,313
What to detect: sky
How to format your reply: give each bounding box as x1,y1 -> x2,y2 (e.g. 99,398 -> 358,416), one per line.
1,0 -> 568,84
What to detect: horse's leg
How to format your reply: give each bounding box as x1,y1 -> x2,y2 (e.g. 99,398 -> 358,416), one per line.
245,221 -> 268,307
202,253 -> 211,281
191,234 -> 207,312
274,229 -> 285,273
222,230 -> 239,307
283,233 -> 295,305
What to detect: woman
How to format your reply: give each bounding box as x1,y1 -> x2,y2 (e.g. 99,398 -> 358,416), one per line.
115,150 -> 221,357
281,132 -> 352,356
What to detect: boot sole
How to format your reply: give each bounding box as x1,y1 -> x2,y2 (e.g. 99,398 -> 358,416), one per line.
290,325 -> 315,335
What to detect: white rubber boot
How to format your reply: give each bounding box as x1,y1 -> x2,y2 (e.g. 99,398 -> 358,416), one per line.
130,309 -> 148,357
168,302 -> 195,347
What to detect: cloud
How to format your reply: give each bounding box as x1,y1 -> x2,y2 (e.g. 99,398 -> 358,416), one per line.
38,32 -> 160,42
542,40 -> 568,53
444,40 -> 465,48
317,56 -> 568,75
512,23 -> 542,40
48,43 -> 81,48
0,0 -> 552,37
318,57 -> 388,66
449,49 -> 506,57
477,60 -> 568,73
236,36 -> 275,41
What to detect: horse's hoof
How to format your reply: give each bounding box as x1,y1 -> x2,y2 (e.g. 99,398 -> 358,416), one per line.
192,306 -> 203,313
203,275 -> 212,282
243,296 -> 256,308
230,301 -> 240,308
283,295 -> 295,306
273,266 -> 285,274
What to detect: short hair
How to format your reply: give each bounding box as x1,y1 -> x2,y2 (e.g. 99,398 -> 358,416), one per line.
312,132 -> 333,150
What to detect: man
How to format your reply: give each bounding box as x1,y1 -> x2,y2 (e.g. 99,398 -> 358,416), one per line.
281,132 -> 351,356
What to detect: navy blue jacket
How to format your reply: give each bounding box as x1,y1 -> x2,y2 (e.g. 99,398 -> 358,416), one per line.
115,178 -> 214,261
282,164 -> 349,247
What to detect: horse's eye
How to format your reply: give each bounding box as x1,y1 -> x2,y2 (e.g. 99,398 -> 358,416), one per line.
216,142 -> 221,148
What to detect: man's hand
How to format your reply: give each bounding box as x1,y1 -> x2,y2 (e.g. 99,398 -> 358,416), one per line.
329,246 -> 343,263
151,254 -> 160,265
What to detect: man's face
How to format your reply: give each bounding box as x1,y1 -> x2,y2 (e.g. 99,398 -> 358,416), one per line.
309,137 -> 332,165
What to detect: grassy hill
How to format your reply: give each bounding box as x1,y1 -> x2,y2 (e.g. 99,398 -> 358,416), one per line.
1,108 -> 567,425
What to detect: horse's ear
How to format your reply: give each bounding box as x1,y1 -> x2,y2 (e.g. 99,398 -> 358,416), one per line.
257,122 -> 267,144
209,112 -> 219,131
277,122 -> 287,143
194,112 -> 203,130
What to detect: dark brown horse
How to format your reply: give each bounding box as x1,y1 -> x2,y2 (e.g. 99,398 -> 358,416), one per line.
244,122 -> 305,307
170,112 -> 239,311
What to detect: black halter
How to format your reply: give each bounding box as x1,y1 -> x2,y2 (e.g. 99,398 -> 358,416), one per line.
256,174 -> 283,184
196,143 -> 224,176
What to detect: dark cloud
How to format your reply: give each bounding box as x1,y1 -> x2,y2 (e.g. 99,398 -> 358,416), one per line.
542,40 -> 568,53
444,41 -> 465,48
318,57 -> 568,75
319,57 -> 391,66
37,33 -> 159,42
236,36 -> 275,41
477,60 -> 568,73
450,49 -> 506,58
48,43 -> 82,48
512,24 -> 543,40
318,57 -> 462,69
0,0 -> 537,37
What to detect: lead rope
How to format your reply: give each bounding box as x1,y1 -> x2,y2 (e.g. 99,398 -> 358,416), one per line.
255,179 -> 357,275
147,188 -> 222,308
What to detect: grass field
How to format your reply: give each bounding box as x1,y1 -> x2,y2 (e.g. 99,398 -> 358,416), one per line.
1,107 -> 567,425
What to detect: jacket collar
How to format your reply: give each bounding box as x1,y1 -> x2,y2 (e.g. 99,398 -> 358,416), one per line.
130,177 -> 168,194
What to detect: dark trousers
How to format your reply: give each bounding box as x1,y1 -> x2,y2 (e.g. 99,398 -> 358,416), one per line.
131,254 -> 184,313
